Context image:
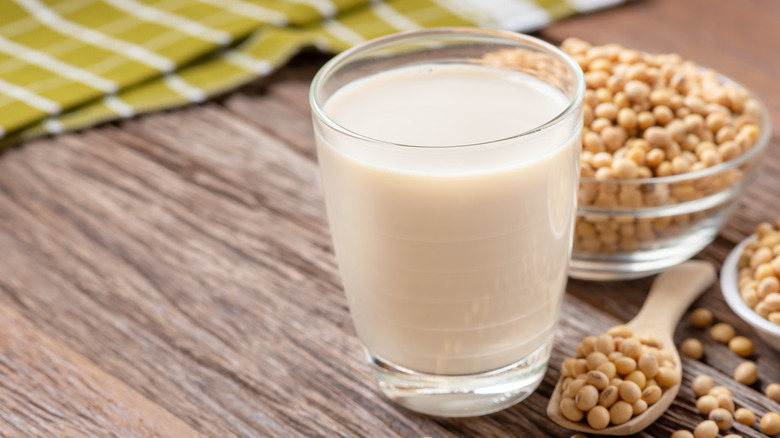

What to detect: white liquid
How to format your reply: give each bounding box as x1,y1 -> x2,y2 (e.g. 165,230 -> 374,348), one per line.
316,64 -> 579,375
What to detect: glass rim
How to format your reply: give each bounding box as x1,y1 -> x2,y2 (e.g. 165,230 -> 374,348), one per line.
308,28 -> 586,149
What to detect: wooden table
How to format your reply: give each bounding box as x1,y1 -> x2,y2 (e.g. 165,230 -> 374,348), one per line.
1,0 -> 778,436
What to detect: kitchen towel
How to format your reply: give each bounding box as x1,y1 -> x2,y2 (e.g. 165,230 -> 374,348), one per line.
0,0 -> 623,145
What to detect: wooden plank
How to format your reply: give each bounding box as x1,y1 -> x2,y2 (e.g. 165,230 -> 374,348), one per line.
0,301 -> 203,437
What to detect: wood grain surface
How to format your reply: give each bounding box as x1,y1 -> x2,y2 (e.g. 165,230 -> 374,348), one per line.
1,0 -> 779,436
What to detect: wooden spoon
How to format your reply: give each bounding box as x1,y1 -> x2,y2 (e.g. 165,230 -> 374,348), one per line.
547,260 -> 716,435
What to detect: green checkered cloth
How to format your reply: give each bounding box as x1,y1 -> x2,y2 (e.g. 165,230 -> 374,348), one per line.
0,0 -> 621,146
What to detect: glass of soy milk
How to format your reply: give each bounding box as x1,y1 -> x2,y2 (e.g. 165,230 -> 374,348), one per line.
310,29 -> 584,417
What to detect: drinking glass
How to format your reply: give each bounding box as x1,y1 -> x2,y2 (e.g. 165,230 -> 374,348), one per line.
310,28 -> 584,417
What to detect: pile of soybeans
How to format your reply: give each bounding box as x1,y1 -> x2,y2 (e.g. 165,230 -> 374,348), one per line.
561,38 -> 763,255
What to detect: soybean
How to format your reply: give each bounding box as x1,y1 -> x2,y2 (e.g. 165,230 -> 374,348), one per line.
691,375 -> 714,397
575,385 -> 599,411
680,338 -> 703,359
615,357 -> 637,375
716,394 -> 735,414
766,382 -> 780,402
708,408 -> 733,430
587,406 -> 610,430
728,336 -> 754,357
734,361 -> 758,385
710,322 -> 736,343
637,352 -> 659,378
599,385 -> 619,408
734,407 -> 756,426
691,308 -> 713,328
560,398 -> 584,422
696,395 -> 718,415
761,412 -> 780,436
609,401 -> 633,425
641,385 -> 662,405
632,399 -> 648,416
656,367 -> 681,387
693,420 -> 719,438
618,380 -> 642,404
587,370 -> 610,390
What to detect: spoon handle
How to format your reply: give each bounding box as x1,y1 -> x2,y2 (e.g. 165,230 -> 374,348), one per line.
628,260 -> 716,335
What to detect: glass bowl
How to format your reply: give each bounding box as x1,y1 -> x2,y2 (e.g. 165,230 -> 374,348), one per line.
569,84 -> 771,281
721,235 -> 780,351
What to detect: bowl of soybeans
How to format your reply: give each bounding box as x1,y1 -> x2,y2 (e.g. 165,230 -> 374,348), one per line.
558,39 -> 771,280
721,221 -> 780,351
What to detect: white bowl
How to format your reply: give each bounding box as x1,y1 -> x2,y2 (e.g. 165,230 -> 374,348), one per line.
721,234 -> 780,351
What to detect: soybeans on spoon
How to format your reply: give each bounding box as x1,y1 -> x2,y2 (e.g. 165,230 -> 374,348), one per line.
547,260 -> 716,435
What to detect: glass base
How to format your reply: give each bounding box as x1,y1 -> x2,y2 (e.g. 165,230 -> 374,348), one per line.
367,340 -> 551,417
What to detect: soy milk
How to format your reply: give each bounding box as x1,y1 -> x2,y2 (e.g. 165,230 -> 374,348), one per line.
316,64 -> 579,375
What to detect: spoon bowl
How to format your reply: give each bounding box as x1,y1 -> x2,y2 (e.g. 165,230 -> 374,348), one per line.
547,260 -> 716,435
